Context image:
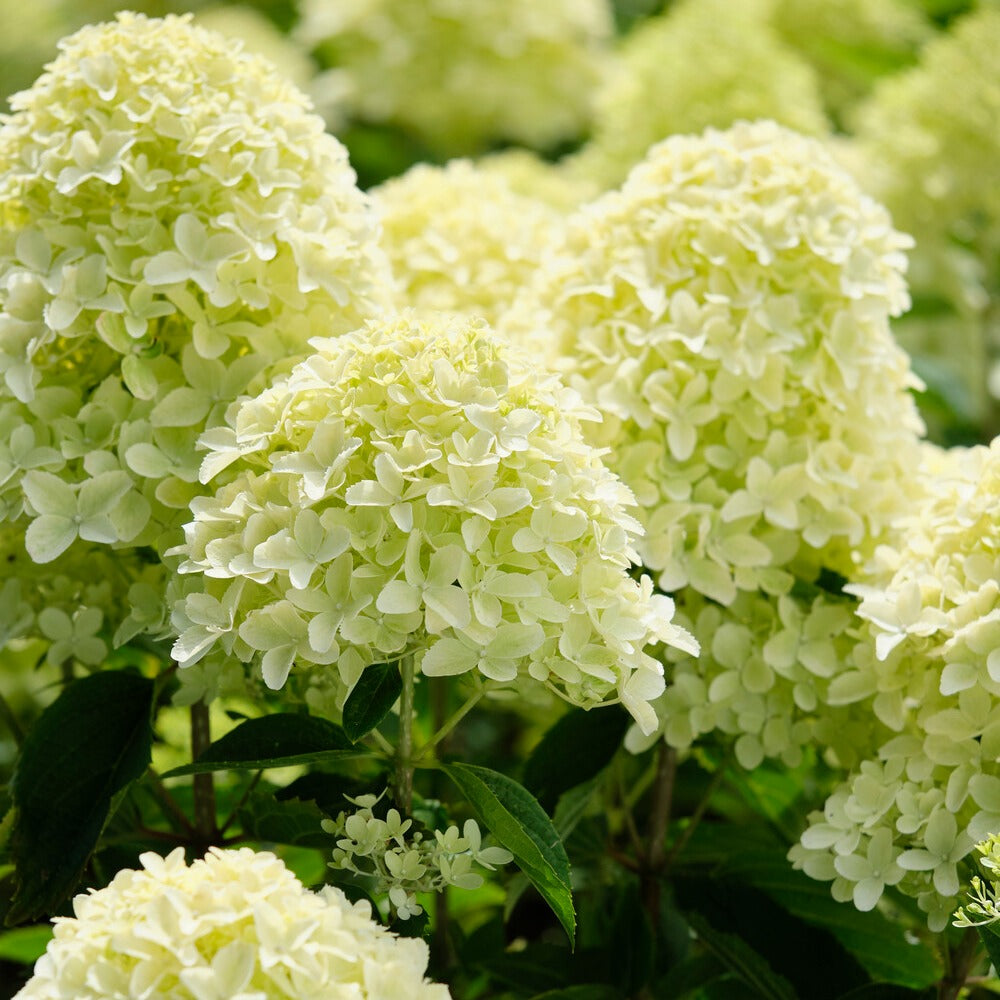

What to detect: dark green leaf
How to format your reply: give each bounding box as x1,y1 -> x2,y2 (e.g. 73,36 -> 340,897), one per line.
342,662 -> 401,742
237,793 -> 332,848
835,987 -> 935,1000
978,924 -> 1000,981
713,850 -> 942,988
653,954 -> 726,998
162,713 -> 371,776
8,671 -> 154,923
529,988 -> 623,1000
0,925 -> 52,963
482,943 -> 586,994
674,871 -> 866,999
275,772 -> 372,814
608,881 -> 654,994
687,913 -> 799,1000
523,706 -> 629,812
443,762 -> 575,942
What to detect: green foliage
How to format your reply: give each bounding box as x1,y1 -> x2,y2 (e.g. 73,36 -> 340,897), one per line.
443,762 -> 576,942
342,662 -> 402,742
523,706 -> 629,813
0,926 -> 52,964
7,671 -> 153,924
161,713 -> 374,776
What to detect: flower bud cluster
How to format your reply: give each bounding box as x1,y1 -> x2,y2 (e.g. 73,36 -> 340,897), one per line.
323,793 -> 513,919
172,312 -> 697,731
954,834 -> 1000,928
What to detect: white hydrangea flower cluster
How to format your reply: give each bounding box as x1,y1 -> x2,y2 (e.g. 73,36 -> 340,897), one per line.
567,0 -> 828,188
0,12 -> 387,570
512,120 -> 924,605
373,160 -> 566,326
477,150 -> 600,213
0,519 -> 166,670
626,586 -> 881,771
508,120 -> 926,768
853,6 -> 1000,264
15,847 -> 451,1000
295,0 -> 614,156
791,441 -> 1000,930
171,312 -> 696,731
323,793 -> 513,920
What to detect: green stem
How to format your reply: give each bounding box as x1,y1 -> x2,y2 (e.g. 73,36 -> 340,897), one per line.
219,770 -> 262,837
394,654 -> 415,814
0,689 -> 24,748
663,756 -> 728,874
414,687 -> 484,762
939,927 -> 981,1000
640,743 -> 677,926
145,768 -> 197,837
190,700 -> 217,846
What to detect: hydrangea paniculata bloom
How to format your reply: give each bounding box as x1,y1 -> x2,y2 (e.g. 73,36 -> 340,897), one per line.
792,440 -> 1000,929
0,13 -> 387,567
568,0 -> 827,188
171,313 -> 696,732
477,150 -> 600,213
373,160 -> 566,326
510,120 -> 924,605
626,585 -> 879,771
507,120 -> 925,767
15,847 -> 451,1000
295,0 -> 614,155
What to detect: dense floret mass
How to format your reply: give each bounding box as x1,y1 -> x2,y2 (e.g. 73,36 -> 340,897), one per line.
373,161 -> 566,325
477,150 -> 600,212
295,0 -> 614,155
171,313 -> 696,731
0,12 -> 386,563
511,120 -> 924,606
569,0 -> 827,188
792,441 -> 1000,929
15,847 -> 451,1000
196,6 -> 318,92
626,585 -> 879,771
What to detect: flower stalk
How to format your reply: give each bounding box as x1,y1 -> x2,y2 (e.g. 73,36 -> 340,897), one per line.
190,700 -> 216,846
395,653 -> 416,814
